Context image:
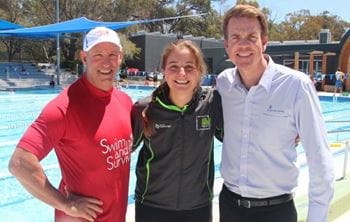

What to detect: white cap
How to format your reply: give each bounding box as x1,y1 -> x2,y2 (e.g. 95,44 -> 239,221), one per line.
83,26 -> 122,52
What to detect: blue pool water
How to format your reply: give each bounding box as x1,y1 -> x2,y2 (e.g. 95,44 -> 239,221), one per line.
1,88 -> 350,221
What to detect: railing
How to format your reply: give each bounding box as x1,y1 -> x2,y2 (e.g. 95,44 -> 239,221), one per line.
326,121 -> 350,180
328,130 -> 350,134
341,141 -> 349,180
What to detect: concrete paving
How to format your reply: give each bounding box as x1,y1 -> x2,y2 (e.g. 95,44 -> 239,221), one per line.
125,147 -> 350,222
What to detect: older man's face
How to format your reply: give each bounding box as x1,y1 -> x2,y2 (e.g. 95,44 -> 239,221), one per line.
80,42 -> 123,91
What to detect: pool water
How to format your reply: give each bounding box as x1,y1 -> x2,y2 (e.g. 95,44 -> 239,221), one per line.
319,96 -> 350,142
0,88 -> 350,222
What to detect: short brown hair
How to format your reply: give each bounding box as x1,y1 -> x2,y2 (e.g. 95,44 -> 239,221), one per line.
222,4 -> 268,40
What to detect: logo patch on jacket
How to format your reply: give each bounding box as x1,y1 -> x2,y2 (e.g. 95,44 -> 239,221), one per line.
154,123 -> 172,129
196,115 -> 211,130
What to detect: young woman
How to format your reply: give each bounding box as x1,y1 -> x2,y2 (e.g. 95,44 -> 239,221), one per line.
131,39 -> 223,222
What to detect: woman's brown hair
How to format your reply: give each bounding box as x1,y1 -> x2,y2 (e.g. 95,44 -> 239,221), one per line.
142,39 -> 207,137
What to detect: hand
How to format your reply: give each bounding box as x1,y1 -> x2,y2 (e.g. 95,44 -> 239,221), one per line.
63,192 -> 103,222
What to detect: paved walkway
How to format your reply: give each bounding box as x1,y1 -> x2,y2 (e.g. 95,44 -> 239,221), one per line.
125,151 -> 350,222
334,211 -> 350,222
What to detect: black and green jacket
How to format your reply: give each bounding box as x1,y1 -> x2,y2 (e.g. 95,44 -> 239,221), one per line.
131,87 -> 223,211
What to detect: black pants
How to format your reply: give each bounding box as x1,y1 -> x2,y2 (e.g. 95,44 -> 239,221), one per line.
135,202 -> 212,222
219,185 -> 297,222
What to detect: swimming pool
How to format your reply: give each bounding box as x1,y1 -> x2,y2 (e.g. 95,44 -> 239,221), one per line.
0,88 -> 350,221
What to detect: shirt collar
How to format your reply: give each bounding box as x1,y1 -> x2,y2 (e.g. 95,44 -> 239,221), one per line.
230,55 -> 277,93
157,85 -> 202,111
81,74 -> 113,99
257,55 -> 277,93
228,69 -> 244,92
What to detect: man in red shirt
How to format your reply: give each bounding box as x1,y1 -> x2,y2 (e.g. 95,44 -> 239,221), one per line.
8,27 -> 133,222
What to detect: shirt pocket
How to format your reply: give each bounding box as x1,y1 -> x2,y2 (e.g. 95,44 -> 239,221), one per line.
262,111 -> 288,118
253,111 -> 291,149
260,110 -> 289,130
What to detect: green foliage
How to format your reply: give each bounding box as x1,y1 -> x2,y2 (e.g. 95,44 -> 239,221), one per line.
0,0 -> 23,23
174,9 -> 222,39
235,0 -> 259,7
119,33 -> 141,61
0,0 -> 350,63
269,10 -> 350,41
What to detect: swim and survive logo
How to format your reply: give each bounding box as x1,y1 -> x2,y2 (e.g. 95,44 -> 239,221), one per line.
99,137 -> 132,171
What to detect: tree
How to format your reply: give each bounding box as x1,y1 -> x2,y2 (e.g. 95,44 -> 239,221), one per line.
235,0 -> 258,7
0,0 -> 25,61
2,0 -> 348,65
211,0 -> 228,16
131,0 -> 176,33
314,11 -> 349,41
269,10 -> 350,41
18,0 -> 141,67
168,0 -> 212,34
173,9 -> 222,39
127,0 -> 215,35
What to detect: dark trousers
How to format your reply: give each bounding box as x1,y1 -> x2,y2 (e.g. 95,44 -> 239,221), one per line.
219,185 -> 297,222
135,202 -> 212,222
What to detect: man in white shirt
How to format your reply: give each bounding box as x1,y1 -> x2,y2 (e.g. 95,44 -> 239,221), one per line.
216,4 -> 334,222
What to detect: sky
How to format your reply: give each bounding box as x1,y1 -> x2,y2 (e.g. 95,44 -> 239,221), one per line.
214,0 -> 350,23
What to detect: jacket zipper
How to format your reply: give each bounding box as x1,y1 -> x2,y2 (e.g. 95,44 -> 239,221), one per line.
176,111 -> 185,209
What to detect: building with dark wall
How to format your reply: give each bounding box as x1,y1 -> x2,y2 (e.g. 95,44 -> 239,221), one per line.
339,29 -> 350,80
126,31 -> 223,72
126,32 -> 177,72
126,29 -> 350,91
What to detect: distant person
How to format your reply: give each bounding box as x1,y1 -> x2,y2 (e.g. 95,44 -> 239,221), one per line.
20,65 -> 28,75
334,68 -> 344,96
144,72 -> 153,86
310,75 -> 317,89
8,26 -> 132,222
49,75 -> 55,87
153,71 -> 158,86
5,66 -> 10,79
115,71 -> 121,87
210,75 -> 217,87
132,39 -> 223,222
217,4 -> 334,222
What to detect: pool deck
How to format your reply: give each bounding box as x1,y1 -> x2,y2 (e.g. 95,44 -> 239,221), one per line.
125,176 -> 350,222
125,143 -> 350,222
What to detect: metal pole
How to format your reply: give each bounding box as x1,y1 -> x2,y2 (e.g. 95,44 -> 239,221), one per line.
56,0 -> 60,85
342,141 -> 349,179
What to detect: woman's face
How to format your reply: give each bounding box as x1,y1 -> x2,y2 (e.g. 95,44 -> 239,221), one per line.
164,47 -> 201,98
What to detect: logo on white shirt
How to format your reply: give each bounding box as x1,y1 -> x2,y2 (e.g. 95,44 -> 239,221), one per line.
266,105 -> 285,114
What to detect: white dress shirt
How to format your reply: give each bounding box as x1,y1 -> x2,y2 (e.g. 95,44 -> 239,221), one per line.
216,56 -> 334,222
